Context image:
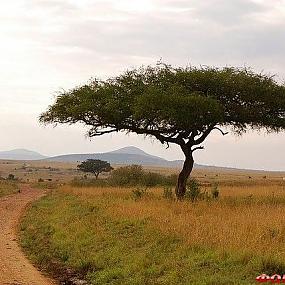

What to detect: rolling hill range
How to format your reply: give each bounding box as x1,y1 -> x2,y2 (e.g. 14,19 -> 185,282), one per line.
45,146 -> 184,167
0,149 -> 47,160
1,147 -> 283,173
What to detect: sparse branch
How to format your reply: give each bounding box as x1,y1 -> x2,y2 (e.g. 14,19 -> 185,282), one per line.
88,128 -> 117,137
131,127 -> 185,146
191,146 -> 204,152
193,125 -> 215,145
213,127 -> 229,136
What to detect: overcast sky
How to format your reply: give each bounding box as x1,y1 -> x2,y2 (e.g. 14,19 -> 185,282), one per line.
0,0 -> 284,170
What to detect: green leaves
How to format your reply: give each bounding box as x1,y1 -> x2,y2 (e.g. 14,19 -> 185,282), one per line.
40,64 -> 285,145
77,159 -> 113,178
133,90 -> 223,130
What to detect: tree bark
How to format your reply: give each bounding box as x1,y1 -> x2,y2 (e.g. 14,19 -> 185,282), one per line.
175,152 -> 194,200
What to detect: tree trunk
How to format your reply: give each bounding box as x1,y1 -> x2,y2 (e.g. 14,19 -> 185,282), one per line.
175,153 -> 194,200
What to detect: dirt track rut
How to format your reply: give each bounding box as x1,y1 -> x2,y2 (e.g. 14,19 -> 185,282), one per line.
0,185 -> 55,285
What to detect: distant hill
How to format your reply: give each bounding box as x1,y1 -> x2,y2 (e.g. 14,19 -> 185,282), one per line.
46,146 -> 184,168
0,147 -> 279,173
0,149 -> 47,160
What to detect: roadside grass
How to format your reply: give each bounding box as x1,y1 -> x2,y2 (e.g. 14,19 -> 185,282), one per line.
20,185 -> 285,284
0,180 -> 19,197
31,181 -> 60,190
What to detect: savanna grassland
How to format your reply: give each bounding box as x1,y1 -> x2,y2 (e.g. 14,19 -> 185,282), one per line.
19,171 -> 285,285
0,180 -> 19,197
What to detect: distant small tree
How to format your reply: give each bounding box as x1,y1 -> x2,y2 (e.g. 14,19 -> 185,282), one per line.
7,174 -> 15,180
77,159 -> 113,179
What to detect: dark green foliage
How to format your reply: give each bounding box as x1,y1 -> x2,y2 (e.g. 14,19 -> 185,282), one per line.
40,64 -> 285,138
109,165 -> 168,187
109,165 -> 144,186
139,171 -> 167,187
109,165 -> 177,187
77,159 -> 113,179
72,165 -> 178,188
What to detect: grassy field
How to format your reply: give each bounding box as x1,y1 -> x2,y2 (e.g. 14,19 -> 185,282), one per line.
0,158 -> 284,185
0,180 -> 19,197
0,160 -> 79,183
20,180 -> 285,284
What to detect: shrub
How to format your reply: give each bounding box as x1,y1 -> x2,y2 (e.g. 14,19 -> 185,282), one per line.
185,179 -> 201,202
38,178 -> 44,183
110,165 -> 179,187
131,187 -> 148,200
211,183 -> 220,199
110,165 -> 144,186
7,174 -> 16,180
164,174 -> 178,186
141,171 -> 165,187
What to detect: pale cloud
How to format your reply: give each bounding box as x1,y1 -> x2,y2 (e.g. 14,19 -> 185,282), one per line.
0,0 -> 284,170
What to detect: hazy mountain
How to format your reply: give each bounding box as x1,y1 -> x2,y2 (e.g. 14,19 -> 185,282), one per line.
0,147 -> 278,172
109,146 -> 150,156
0,149 -> 47,160
46,146 -> 183,167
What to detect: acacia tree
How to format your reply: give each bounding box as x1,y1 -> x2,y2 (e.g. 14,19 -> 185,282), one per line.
77,159 -> 113,179
40,64 -> 285,199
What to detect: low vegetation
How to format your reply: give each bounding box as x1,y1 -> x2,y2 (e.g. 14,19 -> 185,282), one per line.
0,180 -> 19,197
20,183 -> 285,284
72,165 -> 178,188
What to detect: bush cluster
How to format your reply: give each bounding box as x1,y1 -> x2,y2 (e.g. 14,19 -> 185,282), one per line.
185,179 -> 220,202
109,165 -> 173,187
72,165 -> 178,188
71,165 -> 220,202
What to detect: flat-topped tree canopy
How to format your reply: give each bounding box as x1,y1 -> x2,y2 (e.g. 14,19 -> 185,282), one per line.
40,64 -> 285,198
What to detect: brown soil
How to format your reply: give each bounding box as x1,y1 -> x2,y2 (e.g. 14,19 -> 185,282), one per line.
0,185 -> 56,285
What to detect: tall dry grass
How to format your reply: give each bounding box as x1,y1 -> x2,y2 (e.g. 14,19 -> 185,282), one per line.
62,183 -> 285,259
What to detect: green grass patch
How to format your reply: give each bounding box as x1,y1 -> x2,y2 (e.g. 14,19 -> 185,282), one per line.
0,180 -> 19,197
20,190 -> 270,284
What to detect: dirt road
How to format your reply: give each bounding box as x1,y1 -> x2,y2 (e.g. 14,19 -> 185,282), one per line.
0,185 -> 55,285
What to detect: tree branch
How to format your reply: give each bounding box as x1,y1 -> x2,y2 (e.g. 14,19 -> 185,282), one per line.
132,127 -> 185,145
191,146 -> 205,152
213,127 -> 228,136
193,125 -> 215,145
88,128 -> 118,137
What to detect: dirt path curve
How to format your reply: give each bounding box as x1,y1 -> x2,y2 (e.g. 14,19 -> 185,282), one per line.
0,185 -> 56,285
